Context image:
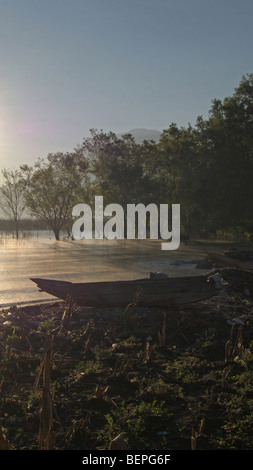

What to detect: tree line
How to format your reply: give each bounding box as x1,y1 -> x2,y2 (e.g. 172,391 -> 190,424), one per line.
1,74 -> 253,241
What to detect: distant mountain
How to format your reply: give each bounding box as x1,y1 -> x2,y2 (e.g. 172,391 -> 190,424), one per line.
117,128 -> 161,144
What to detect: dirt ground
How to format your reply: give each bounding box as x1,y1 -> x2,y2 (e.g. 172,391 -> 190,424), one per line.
0,267 -> 253,451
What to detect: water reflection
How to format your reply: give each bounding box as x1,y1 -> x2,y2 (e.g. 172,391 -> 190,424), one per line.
0,234 -> 212,307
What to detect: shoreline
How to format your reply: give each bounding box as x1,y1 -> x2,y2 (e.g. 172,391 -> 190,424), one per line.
0,298 -> 62,309
1,237 -> 252,311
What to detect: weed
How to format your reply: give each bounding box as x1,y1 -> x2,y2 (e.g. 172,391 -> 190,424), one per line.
165,356 -> 201,384
38,318 -> 55,334
142,379 -> 180,400
5,328 -> 17,345
98,399 -> 169,449
194,327 -> 216,349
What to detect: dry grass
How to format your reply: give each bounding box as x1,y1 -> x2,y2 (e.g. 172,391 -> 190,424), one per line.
225,325 -> 244,364
34,334 -> 55,450
0,292 -> 252,451
0,417 -> 15,450
144,341 -> 154,364
191,418 -> 205,450
158,312 -> 167,347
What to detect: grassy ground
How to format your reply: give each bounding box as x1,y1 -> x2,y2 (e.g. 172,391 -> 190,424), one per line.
0,274 -> 253,451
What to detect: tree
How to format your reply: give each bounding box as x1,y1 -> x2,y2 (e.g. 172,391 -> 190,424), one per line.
82,129 -> 158,205
156,123 -> 205,238
195,74 -> 253,237
81,129 -> 160,237
21,150 -> 89,240
0,168 -> 26,238
156,74 -> 253,240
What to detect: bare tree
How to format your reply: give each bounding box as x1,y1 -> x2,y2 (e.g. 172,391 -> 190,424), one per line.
0,168 -> 26,238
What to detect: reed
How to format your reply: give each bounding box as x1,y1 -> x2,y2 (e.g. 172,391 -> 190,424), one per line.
113,352 -> 135,376
34,334 -> 55,450
109,433 -> 128,450
128,287 -> 143,330
191,417 -> 205,450
158,312 -> 167,347
225,325 -> 244,364
144,341 -> 154,364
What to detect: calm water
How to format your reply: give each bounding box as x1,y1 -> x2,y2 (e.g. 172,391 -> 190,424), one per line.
0,234 -> 215,307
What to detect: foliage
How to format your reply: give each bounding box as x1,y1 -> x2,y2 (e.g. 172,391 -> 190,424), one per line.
1,74 -> 253,240
20,150 -> 89,240
82,129 -> 157,207
80,74 -> 253,240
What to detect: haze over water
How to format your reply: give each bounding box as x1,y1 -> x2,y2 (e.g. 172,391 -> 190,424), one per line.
0,234 -> 216,307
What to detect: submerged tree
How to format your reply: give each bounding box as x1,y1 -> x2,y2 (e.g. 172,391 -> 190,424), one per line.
21,150 -> 89,240
0,168 -> 26,238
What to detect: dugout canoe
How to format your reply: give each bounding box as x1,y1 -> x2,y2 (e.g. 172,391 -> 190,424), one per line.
30,273 -> 221,308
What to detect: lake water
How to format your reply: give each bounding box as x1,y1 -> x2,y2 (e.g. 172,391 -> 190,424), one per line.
0,234 -> 218,307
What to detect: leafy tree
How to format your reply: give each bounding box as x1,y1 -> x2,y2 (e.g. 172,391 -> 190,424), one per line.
3,74 -> 251,243
0,168 -> 26,238
157,74 -> 253,239
195,73 -> 253,237
21,150 -> 89,240
156,123 -> 205,238
82,129 -> 143,204
81,129 -> 163,237
83,129 -> 155,201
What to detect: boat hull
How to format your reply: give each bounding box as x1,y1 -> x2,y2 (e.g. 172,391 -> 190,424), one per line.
30,275 -> 217,308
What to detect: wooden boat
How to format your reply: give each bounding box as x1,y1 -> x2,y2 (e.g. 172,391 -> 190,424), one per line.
30,273 -> 219,308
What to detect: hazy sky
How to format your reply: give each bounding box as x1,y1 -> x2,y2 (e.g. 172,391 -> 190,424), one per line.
0,0 -> 253,173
